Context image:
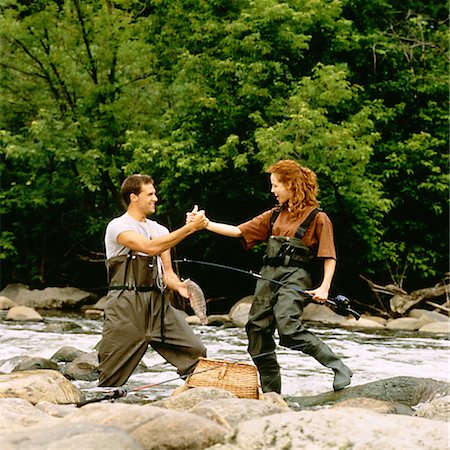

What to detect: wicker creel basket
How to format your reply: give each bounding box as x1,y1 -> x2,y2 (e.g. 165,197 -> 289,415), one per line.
187,357 -> 260,399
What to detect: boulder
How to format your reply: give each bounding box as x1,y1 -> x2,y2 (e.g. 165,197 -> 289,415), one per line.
130,409 -> 227,450
189,397 -> 289,429
409,308 -> 449,323
62,352 -> 99,381
212,407 -> 449,450
385,317 -> 421,331
419,321 -> 450,334
12,356 -> 59,372
414,395 -> 450,421
0,283 -> 97,309
302,303 -> 347,325
289,376 -> 450,409
6,306 -> 43,322
0,369 -> 84,405
342,316 -> 386,329
332,396 -> 413,415
229,296 -> 253,326
0,422 -> 143,450
51,346 -> 88,363
0,398 -> 60,432
0,295 -> 17,310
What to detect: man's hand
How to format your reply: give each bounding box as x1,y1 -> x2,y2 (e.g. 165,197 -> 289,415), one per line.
177,279 -> 190,299
186,205 -> 208,230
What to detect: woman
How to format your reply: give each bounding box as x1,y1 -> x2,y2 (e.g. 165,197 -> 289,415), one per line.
189,160 -> 352,394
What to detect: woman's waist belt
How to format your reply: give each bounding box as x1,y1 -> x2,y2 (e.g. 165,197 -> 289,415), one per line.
262,256 -> 310,268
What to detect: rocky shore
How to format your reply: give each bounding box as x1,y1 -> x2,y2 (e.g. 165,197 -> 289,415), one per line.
0,283 -> 449,449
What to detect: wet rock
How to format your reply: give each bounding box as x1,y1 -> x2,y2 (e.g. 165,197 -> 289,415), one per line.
229,297 -> 252,327
44,321 -> 83,332
62,351 -> 99,381
0,369 -> 84,404
289,376 -> 450,409
12,356 -> 59,372
84,309 -> 104,320
51,346 -> 87,363
6,306 -> 43,322
342,316 -> 386,329
409,308 -> 449,323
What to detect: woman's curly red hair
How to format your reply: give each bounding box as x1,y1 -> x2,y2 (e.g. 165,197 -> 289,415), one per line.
267,160 -> 319,216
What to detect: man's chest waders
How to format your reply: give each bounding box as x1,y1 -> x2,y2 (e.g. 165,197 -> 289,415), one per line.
98,252 -> 206,387
245,209 -> 352,394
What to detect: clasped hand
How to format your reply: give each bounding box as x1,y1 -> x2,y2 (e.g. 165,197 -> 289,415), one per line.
186,205 -> 208,229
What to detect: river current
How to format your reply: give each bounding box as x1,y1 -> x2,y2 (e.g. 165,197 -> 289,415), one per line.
0,312 -> 448,403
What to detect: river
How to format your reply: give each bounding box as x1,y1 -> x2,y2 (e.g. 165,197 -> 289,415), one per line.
0,312 -> 448,404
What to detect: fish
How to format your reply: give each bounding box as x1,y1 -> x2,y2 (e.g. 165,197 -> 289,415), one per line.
186,279 -> 208,325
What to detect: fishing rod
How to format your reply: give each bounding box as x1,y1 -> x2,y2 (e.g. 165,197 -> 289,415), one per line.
174,258 -> 361,320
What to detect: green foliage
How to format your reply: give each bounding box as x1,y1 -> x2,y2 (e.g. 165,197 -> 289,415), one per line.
0,0 -> 448,300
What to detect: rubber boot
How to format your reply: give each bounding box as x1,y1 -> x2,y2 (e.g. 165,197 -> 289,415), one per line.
254,358 -> 282,394
313,345 -> 353,391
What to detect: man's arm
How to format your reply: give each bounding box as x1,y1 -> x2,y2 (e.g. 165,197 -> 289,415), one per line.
160,249 -> 190,298
117,212 -> 208,256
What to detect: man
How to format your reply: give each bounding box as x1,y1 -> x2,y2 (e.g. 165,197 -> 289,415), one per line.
187,160 -> 352,393
98,174 -> 208,387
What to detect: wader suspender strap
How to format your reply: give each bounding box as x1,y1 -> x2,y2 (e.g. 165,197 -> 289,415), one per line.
295,208 -> 322,239
268,207 -> 322,238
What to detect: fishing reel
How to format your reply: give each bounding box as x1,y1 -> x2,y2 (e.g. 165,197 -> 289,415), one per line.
326,295 -> 361,320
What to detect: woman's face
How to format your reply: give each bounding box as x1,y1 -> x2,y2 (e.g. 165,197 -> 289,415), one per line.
270,173 -> 292,206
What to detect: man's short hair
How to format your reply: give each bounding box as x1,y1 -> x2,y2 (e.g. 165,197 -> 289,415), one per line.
121,174 -> 154,206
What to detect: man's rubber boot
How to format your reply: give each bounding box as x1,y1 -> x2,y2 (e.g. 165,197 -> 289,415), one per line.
255,359 -> 282,394
313,345 -> 353,391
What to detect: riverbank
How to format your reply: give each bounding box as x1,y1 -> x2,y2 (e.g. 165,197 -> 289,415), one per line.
0,370 -> 448,450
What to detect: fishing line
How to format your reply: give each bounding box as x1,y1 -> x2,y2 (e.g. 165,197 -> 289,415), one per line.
174,258 -> 360,319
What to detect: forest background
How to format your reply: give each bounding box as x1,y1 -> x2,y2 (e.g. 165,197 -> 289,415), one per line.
1,0 -> 448,313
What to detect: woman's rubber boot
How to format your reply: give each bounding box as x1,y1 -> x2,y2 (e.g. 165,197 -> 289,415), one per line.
313,345 -> 353,391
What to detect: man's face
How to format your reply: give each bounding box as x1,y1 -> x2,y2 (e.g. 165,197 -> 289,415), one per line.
135,183 -> 158,216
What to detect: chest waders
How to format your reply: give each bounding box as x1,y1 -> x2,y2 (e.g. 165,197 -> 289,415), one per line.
98,252 -> 206,387
245,209 -> 352,394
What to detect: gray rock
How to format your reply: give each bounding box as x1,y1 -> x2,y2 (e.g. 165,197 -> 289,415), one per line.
51,346 -> 87,363
409,308 -> 449,323
12,356 -> 59,372
44,321 -> 83,332
302,303 -> 347,325
62,352 -> 99,381
288,376 -> 450,409
0,283 -> 97,309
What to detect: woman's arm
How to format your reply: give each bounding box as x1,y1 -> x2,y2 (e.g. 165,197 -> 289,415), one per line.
305,257 -> 336,302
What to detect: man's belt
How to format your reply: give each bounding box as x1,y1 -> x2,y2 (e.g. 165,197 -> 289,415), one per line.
262,256 -> 310,268
108,285 -> 159,292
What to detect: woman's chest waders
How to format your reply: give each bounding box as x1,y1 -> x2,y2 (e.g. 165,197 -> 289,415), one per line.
97,252 -> 206,387
245,208 -> 330,394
